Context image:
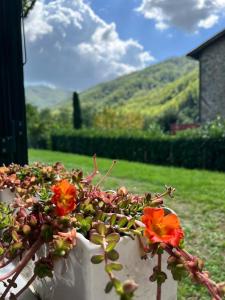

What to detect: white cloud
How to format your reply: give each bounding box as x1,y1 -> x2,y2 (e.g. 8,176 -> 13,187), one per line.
198,14 -> 219,29
136,0 -> 225,32
25,1 -> 53,42
24,0 -> 154,90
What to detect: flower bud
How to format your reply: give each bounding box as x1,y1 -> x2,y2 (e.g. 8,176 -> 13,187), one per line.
30,176 -> 36,183
22,225 -> 31,235
30,215 -> 37,226
167,255 -> 177,265
157,272 -> 167,284
123,280 -> 138,294
197,258 -> 204,271
10,242 -> 23,255
117,186 -> 128,196
149,273 -> 157,282
11,230 -> 19,242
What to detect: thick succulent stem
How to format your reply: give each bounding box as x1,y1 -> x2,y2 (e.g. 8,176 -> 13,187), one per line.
161,244 -> 222,300
156,253 -> 162,300
0,237 -> 42,299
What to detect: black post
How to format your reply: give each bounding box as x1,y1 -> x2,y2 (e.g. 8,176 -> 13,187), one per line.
0,0 -> 28,166
73,92 -> 82,129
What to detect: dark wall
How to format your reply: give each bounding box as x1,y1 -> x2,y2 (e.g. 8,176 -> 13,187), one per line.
0,0 -> 28,165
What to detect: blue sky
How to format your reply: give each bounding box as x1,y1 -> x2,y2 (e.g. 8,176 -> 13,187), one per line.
90,0 -> 225,61
24,0 -> 225,90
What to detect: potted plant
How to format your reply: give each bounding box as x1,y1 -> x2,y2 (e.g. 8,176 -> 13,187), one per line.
0,159 -> 224,300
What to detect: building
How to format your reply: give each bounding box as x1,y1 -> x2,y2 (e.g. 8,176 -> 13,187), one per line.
187,29 -> 225,123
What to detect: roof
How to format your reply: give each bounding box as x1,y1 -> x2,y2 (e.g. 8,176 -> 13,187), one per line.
187,28 -> 225,60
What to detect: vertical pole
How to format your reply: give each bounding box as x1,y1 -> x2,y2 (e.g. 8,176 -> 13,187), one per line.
0,0 -> 28,165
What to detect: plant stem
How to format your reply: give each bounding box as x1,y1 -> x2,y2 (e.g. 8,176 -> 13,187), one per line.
96,160 -> 116,187
161,244 -> 222,300
0,238 -> 42,299
156,253 -> 162,300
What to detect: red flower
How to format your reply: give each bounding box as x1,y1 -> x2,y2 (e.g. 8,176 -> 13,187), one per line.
141,207 -> 184,247
51,180 -> 76,216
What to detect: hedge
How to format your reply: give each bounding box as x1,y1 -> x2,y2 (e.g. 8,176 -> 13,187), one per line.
51,130 -> 225,171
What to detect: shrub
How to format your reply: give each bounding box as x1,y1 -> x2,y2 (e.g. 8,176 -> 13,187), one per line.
51,129 -> 225,171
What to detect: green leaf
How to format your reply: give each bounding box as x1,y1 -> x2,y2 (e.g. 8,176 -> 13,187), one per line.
106,241 -> 117,252
105,263 -> 123,273
171,264 -> 187,281
127,218 -> 135,229
112,278 -> 123,293
106,233 -> 120,243
105,281 -> 114,293
118,217 -> 128,228
110,214 -> 117,226
79,218 -> 92,234
91,254 -> 104,264
132,227 -> 144,236
90,233 -> 103,245
107,249 -> 119,261
75,213 -> 84,222
84,204 -> 95,214
34,262 -> 53,279
96,222 -> 107,236
0,247 -> 4,256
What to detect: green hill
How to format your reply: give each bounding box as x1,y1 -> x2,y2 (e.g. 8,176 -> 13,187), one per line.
25,56 -> 199,130
78,56 -> 198,129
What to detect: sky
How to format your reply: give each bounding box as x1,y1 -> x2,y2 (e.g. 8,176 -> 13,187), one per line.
24,0 -> 225,91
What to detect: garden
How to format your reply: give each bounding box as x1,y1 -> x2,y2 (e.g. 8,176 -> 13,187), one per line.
0,149 -> 224,299
1,1 -> 225,300
29,149 -> 225,300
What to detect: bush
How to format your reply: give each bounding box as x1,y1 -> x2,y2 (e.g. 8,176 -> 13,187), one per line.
51,129 -> 225,171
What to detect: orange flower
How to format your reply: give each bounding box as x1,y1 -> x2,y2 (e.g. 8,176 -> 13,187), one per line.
141,207 -> 184,247
51,180 -> 76,216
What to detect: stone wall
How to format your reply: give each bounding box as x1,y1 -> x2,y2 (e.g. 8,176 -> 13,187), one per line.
199,35 -> 225,122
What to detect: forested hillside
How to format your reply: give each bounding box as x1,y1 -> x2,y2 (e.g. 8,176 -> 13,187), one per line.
25,56 -> 199,131
78,57 -> 199,129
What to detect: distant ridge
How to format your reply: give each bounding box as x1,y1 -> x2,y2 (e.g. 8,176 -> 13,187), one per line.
25,85 -> 71,110
25,56 -> 199,128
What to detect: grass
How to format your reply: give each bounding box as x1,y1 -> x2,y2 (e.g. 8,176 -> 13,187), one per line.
29,149 -> 225,300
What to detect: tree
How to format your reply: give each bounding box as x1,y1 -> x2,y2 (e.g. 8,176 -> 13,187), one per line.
73,92 -> 82,129
22,0 -> 36,17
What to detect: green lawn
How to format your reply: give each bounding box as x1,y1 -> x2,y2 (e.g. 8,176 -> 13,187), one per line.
29,149 -> 225,300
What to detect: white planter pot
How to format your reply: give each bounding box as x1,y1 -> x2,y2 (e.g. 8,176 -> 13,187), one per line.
0,190 -> 177,300
33,234 -> 177,300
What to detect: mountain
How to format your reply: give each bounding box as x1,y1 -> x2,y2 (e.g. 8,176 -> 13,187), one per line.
80,57 -> 197,108
25,85 -> 72,110
25,56 -> 199,130
77,56 -> 199,129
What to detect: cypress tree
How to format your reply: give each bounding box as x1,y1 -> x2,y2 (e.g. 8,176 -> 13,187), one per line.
73,92 -> 82,129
